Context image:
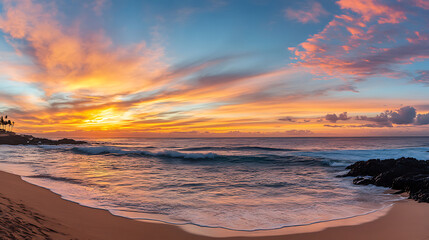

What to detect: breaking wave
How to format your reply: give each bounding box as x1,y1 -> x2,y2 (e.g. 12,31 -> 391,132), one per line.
71,146 -> 219,159
179,146 -> 298,152
69,146 -> 349,167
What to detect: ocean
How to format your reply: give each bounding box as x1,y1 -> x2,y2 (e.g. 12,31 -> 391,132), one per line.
0,137 -> 428,231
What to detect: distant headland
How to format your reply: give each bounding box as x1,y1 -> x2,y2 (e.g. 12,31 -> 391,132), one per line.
0,115 -> 86,145
0,130 -> 87,145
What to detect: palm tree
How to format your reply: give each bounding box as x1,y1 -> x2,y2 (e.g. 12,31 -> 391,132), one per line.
0,115 -> 15,132
0,116 -> 4,131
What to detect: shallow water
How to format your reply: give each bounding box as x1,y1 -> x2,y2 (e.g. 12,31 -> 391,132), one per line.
0,137 -> 427,231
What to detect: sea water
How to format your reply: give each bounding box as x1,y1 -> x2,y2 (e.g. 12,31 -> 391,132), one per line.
0,137 -> 427,231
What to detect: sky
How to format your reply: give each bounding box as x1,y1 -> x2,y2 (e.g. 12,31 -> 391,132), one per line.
0,0 -> 428,137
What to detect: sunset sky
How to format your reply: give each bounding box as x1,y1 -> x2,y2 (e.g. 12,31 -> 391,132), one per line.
0,0 -> 428,137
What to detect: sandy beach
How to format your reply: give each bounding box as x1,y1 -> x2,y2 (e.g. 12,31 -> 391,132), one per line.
0,170 -> 428,240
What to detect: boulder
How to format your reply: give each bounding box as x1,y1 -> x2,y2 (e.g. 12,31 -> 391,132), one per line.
343,158 -> 429,203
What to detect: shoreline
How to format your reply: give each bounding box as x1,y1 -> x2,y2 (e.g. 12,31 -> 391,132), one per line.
6,166 -> 403,237
21,175 -> 405,236
1,170 -> 429,239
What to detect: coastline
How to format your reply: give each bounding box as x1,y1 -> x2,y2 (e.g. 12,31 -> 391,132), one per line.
1,170 -> 429,239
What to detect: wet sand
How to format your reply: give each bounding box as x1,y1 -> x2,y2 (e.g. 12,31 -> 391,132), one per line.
1,170 -> 429,240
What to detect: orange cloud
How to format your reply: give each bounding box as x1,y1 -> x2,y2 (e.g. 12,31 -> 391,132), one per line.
0,0 -> 167,95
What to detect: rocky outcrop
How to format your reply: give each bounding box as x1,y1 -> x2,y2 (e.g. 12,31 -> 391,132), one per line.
0,132 -> 86,145
343,157 -> 429,202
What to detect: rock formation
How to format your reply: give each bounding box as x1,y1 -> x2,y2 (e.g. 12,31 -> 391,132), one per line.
343,157 -> 429,202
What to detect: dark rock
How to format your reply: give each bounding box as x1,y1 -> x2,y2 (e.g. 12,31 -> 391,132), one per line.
0,133 -> 86,145
353,177 -> 374,185
56,138 -> 87,144
343,157 -> 429,203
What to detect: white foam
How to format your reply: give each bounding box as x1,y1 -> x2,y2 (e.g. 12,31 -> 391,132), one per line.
297,147 -> 429,162
72,146 -> 219,159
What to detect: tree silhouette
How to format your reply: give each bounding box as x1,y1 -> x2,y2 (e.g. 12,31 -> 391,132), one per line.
0,116 -> 4,130
0,115 -> 15,132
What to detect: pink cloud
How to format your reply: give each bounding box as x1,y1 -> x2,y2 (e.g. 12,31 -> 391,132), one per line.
412,0 -> 429,9
337,0 -> 406,24
346,26 -> 364,38
285,1 -> 328,23
407,31 -> 429,44
413,71 -> 429,85
290,0 -> 429,80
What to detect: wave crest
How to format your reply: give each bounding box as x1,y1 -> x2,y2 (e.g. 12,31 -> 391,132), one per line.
69,146 -> 350,167
180,146 -> 298,152
71,146 -> 218,159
